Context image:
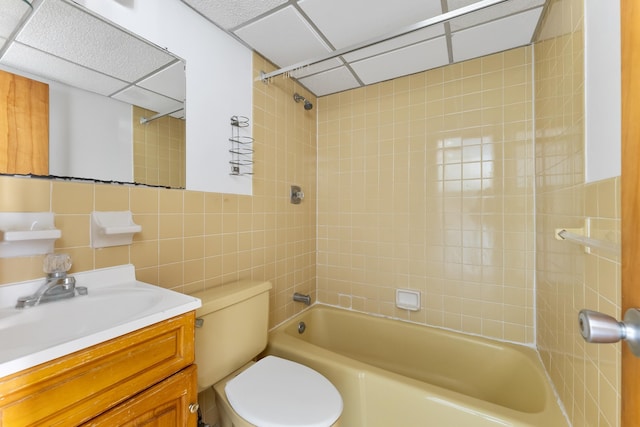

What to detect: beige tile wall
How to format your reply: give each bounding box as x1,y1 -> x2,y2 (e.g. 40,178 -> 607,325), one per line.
316,47 -> 536,343
132,105 -> 186,188
0,53 -> 317,332
534,0 -> 621,425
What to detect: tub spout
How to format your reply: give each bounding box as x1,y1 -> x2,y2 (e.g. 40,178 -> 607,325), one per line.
293,292 -> 311,306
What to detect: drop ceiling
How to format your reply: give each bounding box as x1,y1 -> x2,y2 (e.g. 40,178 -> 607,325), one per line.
0,0 -> 185,119
182,0 -> 547,96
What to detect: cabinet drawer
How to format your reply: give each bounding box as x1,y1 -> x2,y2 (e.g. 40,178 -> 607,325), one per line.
0,312 -> 195,426
82,365 -> 198,427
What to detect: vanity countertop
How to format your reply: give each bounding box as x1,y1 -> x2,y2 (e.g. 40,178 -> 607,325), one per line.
0,264 -> 201,377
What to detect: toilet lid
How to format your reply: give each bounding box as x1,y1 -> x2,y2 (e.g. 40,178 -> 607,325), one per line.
225,356 -> 343,427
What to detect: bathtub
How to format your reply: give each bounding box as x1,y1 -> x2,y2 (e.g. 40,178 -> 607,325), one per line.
265,305 -> 567,427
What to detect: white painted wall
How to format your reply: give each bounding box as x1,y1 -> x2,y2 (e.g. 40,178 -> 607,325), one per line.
49,83 -> 133,182
74,0 -> 254,194
584,0 -> 621,182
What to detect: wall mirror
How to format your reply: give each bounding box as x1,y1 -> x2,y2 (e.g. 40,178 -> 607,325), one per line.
0,0 -> 186,188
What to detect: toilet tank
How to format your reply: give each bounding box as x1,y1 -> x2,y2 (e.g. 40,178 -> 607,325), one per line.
192,280 -> 272,391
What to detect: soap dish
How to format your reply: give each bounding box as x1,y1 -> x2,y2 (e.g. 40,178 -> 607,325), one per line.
0,212 -> 61,258
91,211 -> 141,248
396,288 -> 421,311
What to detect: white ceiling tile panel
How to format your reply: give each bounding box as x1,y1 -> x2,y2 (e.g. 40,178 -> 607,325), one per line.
451,7 -> 543,63
343,25 -> 445,62
298,66 -> 361,96
112,86 -> 184,115
2,42 -> 128,96
181,0 -> 288,30
234,6 -> 331,67
299,0 -> 444,49
350,36 -> 449,85
16,0 -> 176,83
137,61 -> 186,102
447,0 -> 546,32
0,0 -> 30,38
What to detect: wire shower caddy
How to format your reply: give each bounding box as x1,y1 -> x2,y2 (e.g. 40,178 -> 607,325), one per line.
229,115 -> 253,176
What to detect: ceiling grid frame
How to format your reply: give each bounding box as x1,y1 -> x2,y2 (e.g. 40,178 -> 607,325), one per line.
181,0 -> 547,96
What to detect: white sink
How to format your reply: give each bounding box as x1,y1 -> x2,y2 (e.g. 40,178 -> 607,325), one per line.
0,265 -> 201,377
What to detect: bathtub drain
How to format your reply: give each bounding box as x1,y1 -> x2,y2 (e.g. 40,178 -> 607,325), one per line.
297,321 -> 306,334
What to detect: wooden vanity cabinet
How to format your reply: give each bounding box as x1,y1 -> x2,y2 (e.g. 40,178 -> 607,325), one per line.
0,312 -> 198,426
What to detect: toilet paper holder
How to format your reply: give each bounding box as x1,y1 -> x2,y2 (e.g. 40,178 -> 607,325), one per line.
578,308 -> 640,357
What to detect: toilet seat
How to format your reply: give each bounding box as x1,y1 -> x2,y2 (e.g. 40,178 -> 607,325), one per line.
225,356 -> 343,427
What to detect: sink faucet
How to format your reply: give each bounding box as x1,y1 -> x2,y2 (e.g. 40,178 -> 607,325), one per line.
16,254 -> 87,309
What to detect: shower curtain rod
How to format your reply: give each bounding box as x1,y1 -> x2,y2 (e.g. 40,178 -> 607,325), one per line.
140,107 -> 184,125
258,0 -> 512,82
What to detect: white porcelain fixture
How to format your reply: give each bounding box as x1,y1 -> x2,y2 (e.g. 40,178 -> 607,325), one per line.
396,288 -> 421,311
192,280 -> 342,427
0,212 -> 61,258
90,211 -> 142,248
0,264 -> 201,377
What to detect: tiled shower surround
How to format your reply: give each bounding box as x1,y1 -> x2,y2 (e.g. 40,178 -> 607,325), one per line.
0,1 -> 621,423
316,46 -> 536,344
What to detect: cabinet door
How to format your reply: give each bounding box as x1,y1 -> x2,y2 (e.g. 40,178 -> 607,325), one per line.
83,365 -> 198,427
0,70 -> 49,175
0,313 -> 195,426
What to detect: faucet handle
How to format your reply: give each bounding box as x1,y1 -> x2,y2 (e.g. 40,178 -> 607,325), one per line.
43,253 -> 72,275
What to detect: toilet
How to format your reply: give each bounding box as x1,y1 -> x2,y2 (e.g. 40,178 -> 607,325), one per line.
193,280 -> 343,427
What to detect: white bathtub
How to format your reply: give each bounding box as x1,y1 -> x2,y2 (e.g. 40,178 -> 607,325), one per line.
265,305 -> 567,427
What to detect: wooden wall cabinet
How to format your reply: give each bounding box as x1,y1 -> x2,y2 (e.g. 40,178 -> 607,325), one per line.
0,69 -> 49,175
0,312 -> 198,426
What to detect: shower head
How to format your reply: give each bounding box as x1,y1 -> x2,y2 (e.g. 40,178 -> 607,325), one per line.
293,93 -> 313,110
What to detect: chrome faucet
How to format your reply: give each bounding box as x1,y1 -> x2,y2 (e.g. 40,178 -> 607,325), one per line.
16,254 -> 87,309
293,292 -> 311,306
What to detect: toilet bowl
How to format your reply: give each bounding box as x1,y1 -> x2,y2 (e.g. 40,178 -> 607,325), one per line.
213,356 -> 342,427
192,280 -> 343,427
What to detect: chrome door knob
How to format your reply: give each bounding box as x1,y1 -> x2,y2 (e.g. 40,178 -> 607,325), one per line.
578,310 -> 625,343
579,308 -> 640,356
189,403 -> 199,413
